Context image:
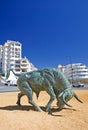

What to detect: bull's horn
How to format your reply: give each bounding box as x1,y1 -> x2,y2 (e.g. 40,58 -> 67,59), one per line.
62,94 -> 72,107
74,93 -> 83,103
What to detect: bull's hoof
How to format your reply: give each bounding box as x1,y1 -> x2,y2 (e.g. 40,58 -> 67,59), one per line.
16,102 -> 21,106
48,110 -> 52,114
46,108 -> 52,114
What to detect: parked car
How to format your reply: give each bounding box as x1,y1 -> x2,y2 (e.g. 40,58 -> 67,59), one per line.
73,82 -> 84,87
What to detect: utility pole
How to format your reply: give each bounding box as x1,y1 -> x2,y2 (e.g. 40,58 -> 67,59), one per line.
66,56 -> 73,85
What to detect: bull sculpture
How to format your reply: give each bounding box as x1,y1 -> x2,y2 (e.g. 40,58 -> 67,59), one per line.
16,68 -> 83,113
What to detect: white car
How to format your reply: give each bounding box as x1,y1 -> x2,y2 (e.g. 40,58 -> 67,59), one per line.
73,82 -> 84,87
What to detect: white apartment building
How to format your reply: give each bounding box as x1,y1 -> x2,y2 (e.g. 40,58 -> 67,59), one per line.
0,40 -> 37,75
1,40 -> 22,74
21,57 -> 37,72
60,63 -> 88,82
0,45 -> 3,72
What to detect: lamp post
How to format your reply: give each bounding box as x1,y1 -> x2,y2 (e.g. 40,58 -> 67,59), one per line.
66,56 -> 73,85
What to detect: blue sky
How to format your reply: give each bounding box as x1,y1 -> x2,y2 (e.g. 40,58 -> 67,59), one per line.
0,0 -> 88,69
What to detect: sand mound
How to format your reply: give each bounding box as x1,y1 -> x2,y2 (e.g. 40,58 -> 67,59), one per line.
0,90 -> 88,130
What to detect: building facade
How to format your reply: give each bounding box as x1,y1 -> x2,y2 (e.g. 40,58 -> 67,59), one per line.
20,57 -> 37,72
0,45 -> 3,72
0,40 -> 37,75
59,63 -> 88,82
1,40 -> 22,74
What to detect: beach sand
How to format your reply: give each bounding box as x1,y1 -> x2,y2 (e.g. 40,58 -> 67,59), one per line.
0,90 -> 88,130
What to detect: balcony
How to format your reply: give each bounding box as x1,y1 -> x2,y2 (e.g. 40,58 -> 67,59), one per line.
21,66 -> 28,69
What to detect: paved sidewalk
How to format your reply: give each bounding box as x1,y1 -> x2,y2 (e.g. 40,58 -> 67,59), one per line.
0,84 -> 19,93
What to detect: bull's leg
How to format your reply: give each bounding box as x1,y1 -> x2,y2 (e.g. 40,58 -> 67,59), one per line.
45,86 -> 56,113
21,81 -> 43,112
16,92 -> 25,106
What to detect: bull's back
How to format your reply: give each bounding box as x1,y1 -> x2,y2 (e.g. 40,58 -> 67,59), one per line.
17,71 -> 48,92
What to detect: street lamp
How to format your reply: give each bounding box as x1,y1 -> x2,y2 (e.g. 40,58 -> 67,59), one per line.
66,56 -> 73,85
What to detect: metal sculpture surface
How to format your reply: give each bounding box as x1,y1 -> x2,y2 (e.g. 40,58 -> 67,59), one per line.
16,68 -> 82,113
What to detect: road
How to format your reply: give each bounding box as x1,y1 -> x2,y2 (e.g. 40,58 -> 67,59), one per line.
73,84 -> 88,90
0,83 -> 19,93
0,83 -> 88,93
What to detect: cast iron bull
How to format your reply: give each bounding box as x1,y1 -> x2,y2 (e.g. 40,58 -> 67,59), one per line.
16,68 -> 82,113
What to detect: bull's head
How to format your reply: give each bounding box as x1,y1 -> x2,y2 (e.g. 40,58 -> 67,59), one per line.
57,88 -> 83,109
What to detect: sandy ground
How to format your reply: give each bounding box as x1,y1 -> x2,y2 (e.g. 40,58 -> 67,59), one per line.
0,90 -> 88,130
